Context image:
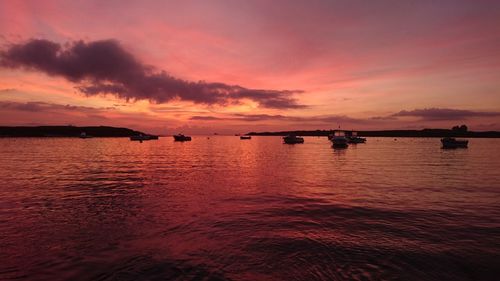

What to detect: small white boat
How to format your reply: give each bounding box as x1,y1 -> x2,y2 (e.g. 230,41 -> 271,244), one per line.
240,135 -> 251,140
173,134 -> 192,141
441,137 -> 468,148
330,130 -> 348,148
283,134 -> 304,144
79,132 -> 93,139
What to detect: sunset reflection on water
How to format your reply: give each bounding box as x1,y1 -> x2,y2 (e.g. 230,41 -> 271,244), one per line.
1,136 -> 499,280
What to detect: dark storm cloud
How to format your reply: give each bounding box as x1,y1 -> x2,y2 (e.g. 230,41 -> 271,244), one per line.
392,108 -> 500,121
0,39 -> 304,109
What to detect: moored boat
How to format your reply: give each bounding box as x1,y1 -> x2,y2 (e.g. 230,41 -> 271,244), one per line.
283,134 -> 304,144
441,137 -> 468,148
130,134 -> 157,141
347,131 -> 366,144
240,135 -> 251,140
330,130 -> 349,148
173,134 -> 192,141
79,132 -> 93,139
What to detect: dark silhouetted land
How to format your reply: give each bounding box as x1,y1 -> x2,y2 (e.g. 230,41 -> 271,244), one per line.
0,126 -> 146,137
248,129 -> 500,138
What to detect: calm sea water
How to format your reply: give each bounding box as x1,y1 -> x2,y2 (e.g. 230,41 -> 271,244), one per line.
0,136 -> 499,281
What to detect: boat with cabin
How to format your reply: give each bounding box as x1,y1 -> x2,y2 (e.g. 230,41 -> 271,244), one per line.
173,134 -> 192,141
283,134 -> 304,144
330,130 -> 349,148
347,131 -> 366,143
441,137 -> 468,148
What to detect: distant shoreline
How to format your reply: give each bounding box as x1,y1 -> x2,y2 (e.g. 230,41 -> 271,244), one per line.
247,129 -> 500,138
2,126 -> 499,138
0,126 -> 147,138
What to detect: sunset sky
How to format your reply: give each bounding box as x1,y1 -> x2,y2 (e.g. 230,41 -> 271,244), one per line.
1,0 -> 499,134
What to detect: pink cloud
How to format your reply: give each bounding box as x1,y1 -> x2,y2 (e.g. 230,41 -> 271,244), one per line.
1,39 -> 304,109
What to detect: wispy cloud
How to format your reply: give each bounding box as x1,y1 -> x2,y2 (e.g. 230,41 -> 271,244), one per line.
391,108 -> 500,121
0,101 -> 114,112
190,113 -> 367,124
0,39 -> 304,109
0,88 -> 16,93
190,107 -> 500,128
